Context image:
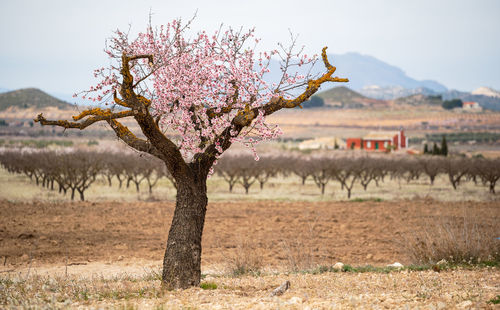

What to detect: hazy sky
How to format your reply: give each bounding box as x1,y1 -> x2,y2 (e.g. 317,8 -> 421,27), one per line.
1,0 -> 499,96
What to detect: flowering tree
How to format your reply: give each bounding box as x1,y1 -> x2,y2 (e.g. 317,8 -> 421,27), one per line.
34,18 -> 348,289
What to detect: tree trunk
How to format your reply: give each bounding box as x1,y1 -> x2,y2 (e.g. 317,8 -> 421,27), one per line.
162,175 -> 207,289
78,188 -> 85,201
449,176 -> 458,190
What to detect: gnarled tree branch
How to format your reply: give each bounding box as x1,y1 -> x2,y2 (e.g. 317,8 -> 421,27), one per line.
34,108 -> 135,130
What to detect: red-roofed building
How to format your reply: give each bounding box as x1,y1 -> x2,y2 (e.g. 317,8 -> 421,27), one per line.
346,130 -> 407,151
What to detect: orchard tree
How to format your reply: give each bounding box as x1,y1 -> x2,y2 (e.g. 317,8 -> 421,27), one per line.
34,18 -> 347,289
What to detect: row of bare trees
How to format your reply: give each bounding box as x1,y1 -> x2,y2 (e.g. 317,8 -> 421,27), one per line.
215,154 -> 500,197
0,150 -> 174,201
1,150 -> 498,200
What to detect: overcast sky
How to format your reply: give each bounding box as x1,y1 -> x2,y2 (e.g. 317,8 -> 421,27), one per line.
1,0 -> 499,96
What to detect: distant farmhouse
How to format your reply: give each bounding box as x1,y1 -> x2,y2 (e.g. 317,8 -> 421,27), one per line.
346,130 -> 407,151
462,101 -> 482,112
298,137 -> 346,150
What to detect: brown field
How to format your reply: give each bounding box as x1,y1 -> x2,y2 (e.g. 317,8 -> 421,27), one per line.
1,199 -> 499,268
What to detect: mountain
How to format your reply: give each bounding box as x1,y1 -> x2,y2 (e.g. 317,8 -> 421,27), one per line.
326,52 -> 447,93
0,88 -> 74,111
471,87 -> 500,98
315,86 -> 386,108
263,52 -> 447,97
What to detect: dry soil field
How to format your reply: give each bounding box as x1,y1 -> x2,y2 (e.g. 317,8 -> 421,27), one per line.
1,199 -> 499,308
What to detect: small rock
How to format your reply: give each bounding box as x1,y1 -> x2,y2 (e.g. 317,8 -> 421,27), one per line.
333,262 -> 344,271
20,254 -> 29,261
387,262 -> 404,269
17,233 -> 35,239
436,259 -> 447,266
117,255 -> 124,261
39,236 -> 47,240
288,296 -> 303,304
366,253 -> 373,260
114,244 -> 128,250
436,301 -> 446,310
458,300 -> 473,309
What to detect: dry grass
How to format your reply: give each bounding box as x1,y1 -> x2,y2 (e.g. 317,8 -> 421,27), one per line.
1,266 -> 499,309
402,209 -> 500,265
224,237 -> 265,276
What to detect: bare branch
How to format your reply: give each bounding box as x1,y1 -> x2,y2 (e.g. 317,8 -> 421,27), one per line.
34,108 -> 135,130
234,47 -> 348,126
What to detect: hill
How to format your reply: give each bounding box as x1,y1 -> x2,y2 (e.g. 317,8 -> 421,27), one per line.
442,90 -> 500,111
392,94 -> 443,106
359,85 -> 441,100
315,86 -> 387,108
0,88 -> 73,111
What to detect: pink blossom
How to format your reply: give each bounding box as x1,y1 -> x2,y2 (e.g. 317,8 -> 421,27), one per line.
77,18 -> 320,167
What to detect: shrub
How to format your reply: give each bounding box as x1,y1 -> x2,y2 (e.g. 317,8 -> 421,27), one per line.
303,95 -> 325,108
200,282 -> 217,290
442,99 -> 463,110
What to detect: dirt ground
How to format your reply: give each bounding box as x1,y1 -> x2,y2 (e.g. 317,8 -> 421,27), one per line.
1,199 -> 498,269
1,199 -> 499,308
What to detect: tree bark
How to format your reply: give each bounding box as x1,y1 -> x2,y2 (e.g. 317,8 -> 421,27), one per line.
162,174 -> 207,289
